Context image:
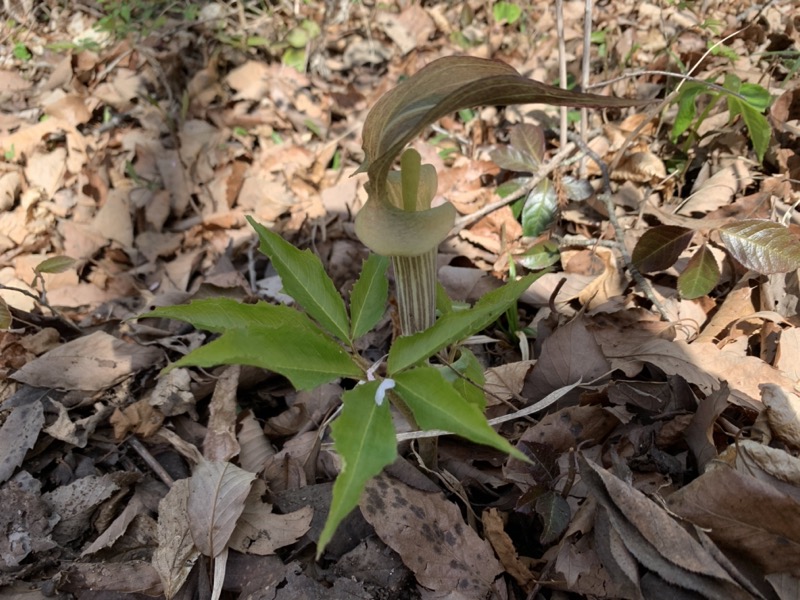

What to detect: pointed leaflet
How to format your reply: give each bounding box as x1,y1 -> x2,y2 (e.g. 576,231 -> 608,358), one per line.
145,299 -> 360,389
388,273 -> 540,374
631,225 -> 694,273
146,298 -> 301,333
248,217 -> 350,342
718,219 -> 800,274
349,254 -> 389,339
318,382 -> 397,557
393,367 -> 527,461
678,244 -> 720,299
34,255 -> 76,274
357,56 -> 649,256
164,324 -> 361,390
188,460 -> 255,558
437,347 -> 486,410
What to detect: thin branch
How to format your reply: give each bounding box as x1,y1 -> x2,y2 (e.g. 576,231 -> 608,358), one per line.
555,0 -> 568,148
451,142 -> 577,232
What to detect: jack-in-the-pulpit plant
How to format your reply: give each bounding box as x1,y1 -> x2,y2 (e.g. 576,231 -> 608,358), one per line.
143,56 -> 648,558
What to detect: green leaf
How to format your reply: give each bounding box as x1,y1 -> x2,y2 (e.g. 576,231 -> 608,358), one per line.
435,282 -> 453,315
145,299 -> 361,389
350,254 -> 389,339
718,220 -> 800,274
0,297 -> 11,330
388,273 -> 540,374
318,382 -> 397,557
678,244 -> 720,299
631,225 -> 694,273
535,490 -> 570,545
145,298 -> 297,333
394,367 -> 526,461
517,240 -> 560,270
739,82 -> 772,111
521,179 -> 558,237
670,83 -> 706,141
493,1 -> 522,25
34,256 -> 76,274
437,348 -> 486,410
736,100 -> 771,163
248,217 -> 350,342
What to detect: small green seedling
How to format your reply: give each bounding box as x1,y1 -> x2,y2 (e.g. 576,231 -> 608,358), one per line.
670,73 -> 772,162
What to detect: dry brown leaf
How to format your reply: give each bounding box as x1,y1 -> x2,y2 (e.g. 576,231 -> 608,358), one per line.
524,315 -> 611,400
152,479 -> 200,600
43,474 -> 121,545
0,400 -> 44,484
203,365 -> 241,462
680,160 -> 752,216
43,93 -> 92,126
612,151 -> 666,182
81,493 -> 145,556
762,384 -> 800,448
684,382 -> 730,471
57,560 -> 163,596
376,5 -> 435,55
11,331 -> 161,391
109,399 -> 164,440
776,327 -> 800,381
720,440 -> 800,503
237,410 -> 275,474
24,148 -> 66,200
228,480 -> 313,555
580,456 -> 758,599
188,459 -> 255,558
668,464 -> 800,577
482,508 -> 534,590
484,360 -> 535,403
90,188 -> 134,250
360,475 -> 502,598
0,479 -> 57,571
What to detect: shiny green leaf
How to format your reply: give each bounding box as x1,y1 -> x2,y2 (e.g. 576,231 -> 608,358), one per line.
631,225 -> 694,273
521,179 -> 558,237
678,244 -> 720,299
718,220 -> 800,274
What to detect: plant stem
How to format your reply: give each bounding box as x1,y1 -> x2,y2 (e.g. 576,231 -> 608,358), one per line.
392,249 -> 438,467
392,250 -> 437,334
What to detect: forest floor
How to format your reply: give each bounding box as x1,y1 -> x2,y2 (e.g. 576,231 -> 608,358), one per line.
1,0 -> 800,598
